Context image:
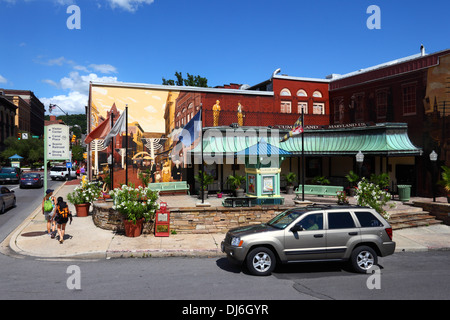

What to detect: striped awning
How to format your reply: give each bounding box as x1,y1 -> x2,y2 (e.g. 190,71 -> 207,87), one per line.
192,123 -> 422,157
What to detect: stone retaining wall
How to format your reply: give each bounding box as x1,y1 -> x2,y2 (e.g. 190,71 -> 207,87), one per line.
413,201 -> 450,226
92,201 -> 288,234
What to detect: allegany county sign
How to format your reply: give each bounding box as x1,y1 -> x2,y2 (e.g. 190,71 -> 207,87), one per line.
46,124 -> 70,160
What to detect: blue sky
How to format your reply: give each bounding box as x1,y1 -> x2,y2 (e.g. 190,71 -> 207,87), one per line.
0,0 -> 449,115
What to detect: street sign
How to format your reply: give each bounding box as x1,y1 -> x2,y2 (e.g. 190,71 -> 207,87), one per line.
46,124 -> 70,160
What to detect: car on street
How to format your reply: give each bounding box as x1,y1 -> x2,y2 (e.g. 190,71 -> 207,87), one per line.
0,167 -> 22,184
221,204 -> 396,276
49,166 -> 77,181
0,186 -> 16,214
20,172 -> 44,189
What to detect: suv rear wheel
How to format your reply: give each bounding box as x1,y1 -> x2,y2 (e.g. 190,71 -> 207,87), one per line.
246,247 -> 276,276
350,246 -> 378,273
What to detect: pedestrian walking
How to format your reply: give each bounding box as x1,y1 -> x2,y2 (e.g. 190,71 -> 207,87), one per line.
42,189 -> 54,235
52,196 -> 72,244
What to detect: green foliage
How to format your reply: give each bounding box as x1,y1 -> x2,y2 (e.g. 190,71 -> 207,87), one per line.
355,178 -> 394,219
162,71 -> 208,87
345,170 -> 359,186
67,180 -> 102,205
439,165 -> 450,193
312,176 -> 330,185
369,173 -> 390,189
282,172 -> 297,185
227,174 -> 246,190
110,184 -> 159,224
0,136 -> 44,166
194,170 -> 214,190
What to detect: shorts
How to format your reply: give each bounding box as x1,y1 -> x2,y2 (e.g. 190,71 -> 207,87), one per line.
44,211 -> 53,221
56,216 -> 69,225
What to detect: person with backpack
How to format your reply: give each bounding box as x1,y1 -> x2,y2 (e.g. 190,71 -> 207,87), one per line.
52,196 -> 72,244
42,189 -> 54,235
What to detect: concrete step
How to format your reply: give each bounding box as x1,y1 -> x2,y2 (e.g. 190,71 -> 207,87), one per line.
388,206 -> 443,230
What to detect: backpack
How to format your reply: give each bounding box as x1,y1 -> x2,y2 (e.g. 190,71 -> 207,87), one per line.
44,200 -> 53,212
57,204 -> 69,219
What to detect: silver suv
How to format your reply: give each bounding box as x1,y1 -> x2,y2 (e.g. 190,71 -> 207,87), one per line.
221,205 -> 395,276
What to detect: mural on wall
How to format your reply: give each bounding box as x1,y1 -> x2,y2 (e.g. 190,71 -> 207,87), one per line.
88,84 -> 181,188
424,53 -> 450,164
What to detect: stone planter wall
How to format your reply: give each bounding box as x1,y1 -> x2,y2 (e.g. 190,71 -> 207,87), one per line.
92,200 -> 289,234
92,201 -> 154,234
413,201 -> 450,226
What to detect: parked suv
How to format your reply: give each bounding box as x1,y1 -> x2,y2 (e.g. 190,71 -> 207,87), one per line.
221,205 -> 395,276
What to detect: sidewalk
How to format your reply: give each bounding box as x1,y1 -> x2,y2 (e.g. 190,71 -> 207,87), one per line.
3,181 -> 450,260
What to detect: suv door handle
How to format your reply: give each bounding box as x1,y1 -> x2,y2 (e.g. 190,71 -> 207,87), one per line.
348,232 -> 358,236
314,234 -> 324,238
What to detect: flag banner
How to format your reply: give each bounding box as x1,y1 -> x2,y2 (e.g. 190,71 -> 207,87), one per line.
179,110 -> 202,147
84,115 -> 111,144
103,110 -> 127,147
280,115 -> 303,142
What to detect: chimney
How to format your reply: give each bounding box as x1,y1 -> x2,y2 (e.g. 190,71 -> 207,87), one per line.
50,115 -> 56,121
420,44 -> 425,56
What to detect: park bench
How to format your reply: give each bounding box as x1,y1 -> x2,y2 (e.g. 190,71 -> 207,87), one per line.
294,185 -> 344,199
147,181 -> 190,195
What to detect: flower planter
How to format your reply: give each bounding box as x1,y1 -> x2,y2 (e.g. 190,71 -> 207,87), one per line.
74,203 -> 90,217
123,218 -> 144,237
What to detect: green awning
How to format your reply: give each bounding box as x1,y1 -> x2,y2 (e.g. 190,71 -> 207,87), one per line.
191,123 -> 422,157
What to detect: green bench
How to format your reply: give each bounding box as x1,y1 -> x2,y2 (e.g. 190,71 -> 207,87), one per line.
294,185 -> 344,199
147,181 -> 190,195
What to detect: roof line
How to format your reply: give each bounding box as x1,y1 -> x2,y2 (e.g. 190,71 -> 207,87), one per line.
90,81 -> 274,96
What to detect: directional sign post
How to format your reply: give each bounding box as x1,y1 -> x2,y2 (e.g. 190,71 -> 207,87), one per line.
44,124 -> 71,194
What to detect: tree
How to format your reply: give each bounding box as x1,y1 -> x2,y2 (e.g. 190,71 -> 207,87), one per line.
162,71 -> 208,87
0,136 -> 44,166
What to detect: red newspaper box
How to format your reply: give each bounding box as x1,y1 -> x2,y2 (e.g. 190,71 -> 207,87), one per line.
155,202 -> 170,237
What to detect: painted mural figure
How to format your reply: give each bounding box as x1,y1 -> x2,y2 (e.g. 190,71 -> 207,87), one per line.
162,161 -> 171,182
172,160 -> 182,181
237,102 -> 244,126
213,100 -> 221,126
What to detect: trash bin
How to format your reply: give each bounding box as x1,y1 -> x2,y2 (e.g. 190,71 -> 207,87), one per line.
397,185 -> 411,202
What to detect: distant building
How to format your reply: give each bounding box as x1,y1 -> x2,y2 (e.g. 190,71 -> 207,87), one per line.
0,91 -> 17,151
1,89 -> 45,138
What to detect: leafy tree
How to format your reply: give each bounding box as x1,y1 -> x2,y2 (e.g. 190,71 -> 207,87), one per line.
0,136 -> 44,166
162,71 -> 208,87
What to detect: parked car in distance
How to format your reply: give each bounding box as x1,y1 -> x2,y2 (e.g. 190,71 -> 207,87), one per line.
0,186 -> 16,214
221,204 -> 396,276
0,167 -> 22,184
49,166 -> 77,181
20,173 -> 44,189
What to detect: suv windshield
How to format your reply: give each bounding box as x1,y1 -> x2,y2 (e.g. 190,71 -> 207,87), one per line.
51,167 -> 65,172
267,209 -> 305,229
0,168 -> 15,173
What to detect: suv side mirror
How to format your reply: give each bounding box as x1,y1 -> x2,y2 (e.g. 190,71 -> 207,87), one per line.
290,224 -> 304,232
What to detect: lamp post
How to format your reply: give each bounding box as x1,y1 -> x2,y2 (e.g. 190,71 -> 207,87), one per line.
356,151 -> 364,178
430,150 -> 438,202
49,104 -> 69,125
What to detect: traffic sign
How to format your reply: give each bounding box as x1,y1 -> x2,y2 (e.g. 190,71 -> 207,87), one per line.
46,124 -> 70,160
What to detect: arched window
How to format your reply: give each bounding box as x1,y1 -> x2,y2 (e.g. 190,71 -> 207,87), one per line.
297,89 -> 307,97
280,88 -> 291,96
313,90 -> 323,98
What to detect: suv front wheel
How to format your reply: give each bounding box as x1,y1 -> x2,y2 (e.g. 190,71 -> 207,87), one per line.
350,246 -> 378,273
246,247 -> 276,276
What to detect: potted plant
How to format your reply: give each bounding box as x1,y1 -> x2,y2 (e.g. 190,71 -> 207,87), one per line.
110,183 -> 159,237
67,179 -> 102,217
312,175 -> 330,185
439,165 -> 450,203
217,190 -> 223,198
336,191 -> 349,205
282,172 -> 297,194
194,170 -> 214,199
345,170 -> 359,196
227,174 -> 246,197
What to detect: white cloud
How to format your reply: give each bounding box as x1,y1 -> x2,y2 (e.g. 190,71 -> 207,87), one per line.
144,105 -> 157,113
107,0 -> 154,12
0,74 -> 7,84
42,71 -> 119,114
89,64 -> 118,74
